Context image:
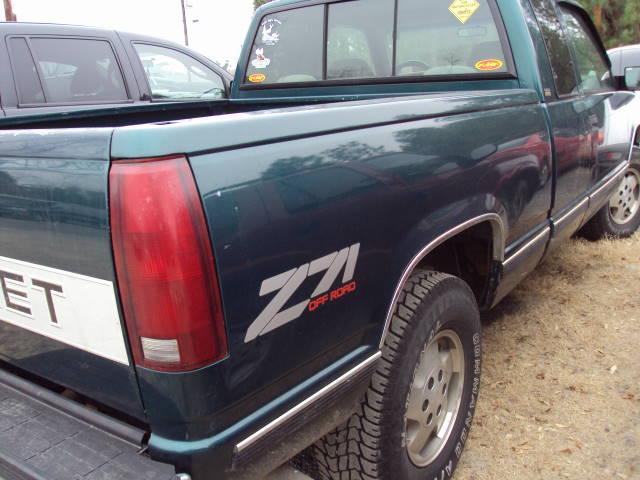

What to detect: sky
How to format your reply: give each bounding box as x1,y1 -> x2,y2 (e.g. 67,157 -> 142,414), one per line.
4,0 -> 255,67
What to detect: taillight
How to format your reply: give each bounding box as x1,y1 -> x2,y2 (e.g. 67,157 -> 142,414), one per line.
110,155 -> 228,372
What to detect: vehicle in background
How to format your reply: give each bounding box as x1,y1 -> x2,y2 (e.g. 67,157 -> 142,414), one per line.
0,23 -> 232,124
0,2 -> 638,480
590,44 -> 640,237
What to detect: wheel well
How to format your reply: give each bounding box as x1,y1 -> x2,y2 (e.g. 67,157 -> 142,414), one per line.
415,222 -> 495,306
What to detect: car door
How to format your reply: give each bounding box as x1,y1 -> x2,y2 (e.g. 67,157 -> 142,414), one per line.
528,0 -> 593,240
558,4 -> 620,184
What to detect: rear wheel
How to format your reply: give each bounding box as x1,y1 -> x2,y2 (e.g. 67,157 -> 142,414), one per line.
301,271 -> 482,480
580,163 -> 640,240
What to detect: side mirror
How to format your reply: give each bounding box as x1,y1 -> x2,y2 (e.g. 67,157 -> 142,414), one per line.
624,67 -> 640,91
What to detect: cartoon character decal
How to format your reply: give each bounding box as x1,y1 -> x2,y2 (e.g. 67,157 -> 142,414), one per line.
261,18 -> 282,46
252,48 -> 271,69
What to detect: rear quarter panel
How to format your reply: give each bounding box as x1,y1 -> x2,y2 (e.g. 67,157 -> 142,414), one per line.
111,90 -> 552,449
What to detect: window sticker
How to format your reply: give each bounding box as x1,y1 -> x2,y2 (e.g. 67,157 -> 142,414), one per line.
448,0 -> 481,24
251,48 -> 271,69
248,73 -> 266,83
261,18 -> 282,46
474,58 -> 504,71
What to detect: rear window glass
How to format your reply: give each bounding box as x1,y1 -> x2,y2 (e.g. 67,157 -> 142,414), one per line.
327,0 -> 394,80
246,6 -> 324,85
396,0 -> 508,76
27,38 -> 128,104
245,0 -> 511,86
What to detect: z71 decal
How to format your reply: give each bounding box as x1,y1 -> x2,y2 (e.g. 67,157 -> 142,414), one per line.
244,243 -> 360,343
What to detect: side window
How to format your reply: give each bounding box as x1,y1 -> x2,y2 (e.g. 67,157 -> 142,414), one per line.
327,0 -> 394,80
8,38 -> 45,105
396,0 -> 508,76
529,0 -> 578,97
134,44 -> 227,100
559,7 -> 613,93
28,38 -> 128,104
246,6 -> 324,85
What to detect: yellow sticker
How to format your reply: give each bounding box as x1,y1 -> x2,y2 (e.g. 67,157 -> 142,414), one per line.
475,59 -> 504,71
248,73 -> 266,83
448,0 -> 480,24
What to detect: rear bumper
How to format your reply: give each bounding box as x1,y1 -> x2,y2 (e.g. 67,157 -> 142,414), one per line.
0,368 -> 177,480
148,350 -> 380,480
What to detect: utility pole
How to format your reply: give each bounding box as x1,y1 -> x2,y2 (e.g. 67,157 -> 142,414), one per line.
180,0 -> 189,46
3,0 -> 17,21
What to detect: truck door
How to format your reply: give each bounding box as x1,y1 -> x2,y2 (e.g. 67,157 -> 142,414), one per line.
528,0 -> 592,236
556,4 -> 621,184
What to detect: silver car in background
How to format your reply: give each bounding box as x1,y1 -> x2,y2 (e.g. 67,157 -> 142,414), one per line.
592,45 -> 640,237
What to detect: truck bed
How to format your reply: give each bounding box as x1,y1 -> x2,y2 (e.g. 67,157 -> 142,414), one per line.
0,369 -> 174,480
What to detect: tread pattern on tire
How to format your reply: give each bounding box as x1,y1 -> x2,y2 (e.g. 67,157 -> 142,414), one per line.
296,271 -> 451,480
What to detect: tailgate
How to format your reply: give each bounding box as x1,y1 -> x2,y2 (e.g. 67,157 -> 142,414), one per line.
0,369 -> 173,480
0,129 -> 144,418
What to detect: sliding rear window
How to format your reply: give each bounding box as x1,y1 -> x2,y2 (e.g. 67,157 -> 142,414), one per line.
244,0 -> 512,86
246,6 -> 324,84
397,0 -> 508,76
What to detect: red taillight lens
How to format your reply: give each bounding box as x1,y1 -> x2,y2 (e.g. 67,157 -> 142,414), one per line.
110,155 -> 228,372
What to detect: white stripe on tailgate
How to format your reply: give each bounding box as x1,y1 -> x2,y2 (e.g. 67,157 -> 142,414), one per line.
0,256 -> 129,365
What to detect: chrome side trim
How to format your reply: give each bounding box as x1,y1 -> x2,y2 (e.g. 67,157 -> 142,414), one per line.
503,226 -> 550,268
378,213 -> 505,349
235,351 -> 382,454
553,197 -> 589,230
589,162 -> 629,204
627,125 -> 638,163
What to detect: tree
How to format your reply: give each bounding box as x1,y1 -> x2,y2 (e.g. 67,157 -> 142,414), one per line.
4,0 -> 17,21
254,0 -> 273,10
250,0 -> 639,47
579,0 -> 640,48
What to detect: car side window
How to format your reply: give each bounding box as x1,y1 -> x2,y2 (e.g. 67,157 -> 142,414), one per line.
133,44 -> 227,100
8,38 -> 45,105
559,7 -> 613,93
529,0 -> 578,97
327,0 -> 394,80
27,38 -> 129,104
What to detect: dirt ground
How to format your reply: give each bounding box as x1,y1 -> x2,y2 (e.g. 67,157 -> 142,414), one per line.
456,233 -> 640,480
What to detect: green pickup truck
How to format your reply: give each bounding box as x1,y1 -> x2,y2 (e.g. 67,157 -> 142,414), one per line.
0,1 -> 637,479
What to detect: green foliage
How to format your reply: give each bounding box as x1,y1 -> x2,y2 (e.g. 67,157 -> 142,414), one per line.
254,0 -> 273,10
251,0 -> 639,48
579,0 -> 640,48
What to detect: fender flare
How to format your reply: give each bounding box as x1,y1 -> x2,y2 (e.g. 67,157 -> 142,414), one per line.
378,213 -> 505,348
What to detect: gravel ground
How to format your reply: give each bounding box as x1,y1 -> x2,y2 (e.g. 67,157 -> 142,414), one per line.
274,234 -> 640,480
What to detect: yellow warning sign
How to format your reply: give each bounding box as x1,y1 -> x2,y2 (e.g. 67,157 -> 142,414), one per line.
448,0 -> 480,24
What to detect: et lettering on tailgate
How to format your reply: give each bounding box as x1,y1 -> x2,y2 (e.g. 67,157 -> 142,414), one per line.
0,256 -> 129,365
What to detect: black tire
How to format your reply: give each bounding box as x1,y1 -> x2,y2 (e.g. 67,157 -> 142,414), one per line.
299,270 -> 482,480
580,162 -> 640,240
